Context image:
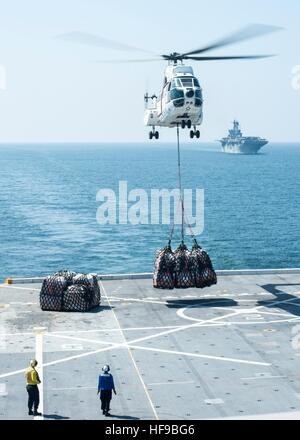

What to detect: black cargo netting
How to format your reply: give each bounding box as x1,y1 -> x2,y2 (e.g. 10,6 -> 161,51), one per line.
174,243 -> 195,289
153,244 -> 176,289
54,270 -> 76,283
40,271 -> 101,312
153,241 -> 217,290
73,274 -> 101,308
153,240 -> 217,290
63,284 -> 93,312
191,241 -> 217,288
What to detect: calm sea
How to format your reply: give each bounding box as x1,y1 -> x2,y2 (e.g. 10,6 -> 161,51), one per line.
0,142 -> 299,280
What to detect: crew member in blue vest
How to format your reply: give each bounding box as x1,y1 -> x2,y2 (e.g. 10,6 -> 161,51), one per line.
97,365 -> 116,416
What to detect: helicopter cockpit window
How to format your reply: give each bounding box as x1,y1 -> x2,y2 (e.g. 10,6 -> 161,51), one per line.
179,77 -> 194,87
169,88 -> 184,107
193,78 -> 200,88
171,79 -> 181,89
195,89 -> 203,107
171,77 -> 201,89
170,88 -> 184,101
195,89 -> 202,98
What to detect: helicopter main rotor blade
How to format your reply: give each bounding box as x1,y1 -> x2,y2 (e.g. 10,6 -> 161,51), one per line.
57,31 -> 155,55
182,24 -> 282,57
185,54 -> 275,61
94,58 -> 163,63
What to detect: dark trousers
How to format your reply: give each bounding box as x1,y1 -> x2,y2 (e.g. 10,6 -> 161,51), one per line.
100,390 -> 112,414
26,385 -> 40,412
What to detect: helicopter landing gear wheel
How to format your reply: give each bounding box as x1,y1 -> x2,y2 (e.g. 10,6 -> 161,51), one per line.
190,130 -> 194,139
181,120 -> 186,129
149,127 -> 159,140
187,120 -> 192,129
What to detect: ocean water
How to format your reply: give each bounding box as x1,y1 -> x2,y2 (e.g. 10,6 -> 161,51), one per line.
0,142 -> 299,280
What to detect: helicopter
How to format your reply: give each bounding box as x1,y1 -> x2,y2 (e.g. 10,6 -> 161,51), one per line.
57,24 -> 281,140
144,62 -> 204,140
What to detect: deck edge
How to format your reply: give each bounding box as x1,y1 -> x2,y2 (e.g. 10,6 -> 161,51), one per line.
3,268 -> 300,284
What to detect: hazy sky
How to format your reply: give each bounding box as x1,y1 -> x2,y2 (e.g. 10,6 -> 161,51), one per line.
0,0 -> 299,142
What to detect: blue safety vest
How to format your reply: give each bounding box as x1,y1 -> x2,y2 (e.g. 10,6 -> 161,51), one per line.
98,373 -> 115,391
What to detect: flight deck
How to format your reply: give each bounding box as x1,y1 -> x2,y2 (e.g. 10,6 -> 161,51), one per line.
1,270 -> 300,420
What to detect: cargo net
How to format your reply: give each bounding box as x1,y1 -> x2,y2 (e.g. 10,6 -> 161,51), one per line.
153,240 -> 217,290
190,241 -> 217,288
40,270 -> 101,312
153,244 -> 176,290
174,243 -> 195,289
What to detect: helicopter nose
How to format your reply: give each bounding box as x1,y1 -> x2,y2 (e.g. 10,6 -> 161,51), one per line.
186,90 -> 194,98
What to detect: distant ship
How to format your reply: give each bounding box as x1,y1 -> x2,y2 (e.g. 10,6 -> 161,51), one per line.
218,120 -> 268,154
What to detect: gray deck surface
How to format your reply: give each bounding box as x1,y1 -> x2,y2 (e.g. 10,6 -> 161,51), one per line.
1,272 -> 300,420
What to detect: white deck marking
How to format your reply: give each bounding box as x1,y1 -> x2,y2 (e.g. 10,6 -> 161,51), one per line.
0,305 -> 271,379
0,383 -> 7,396
61,344 -> 83,351
283,302 -> 300,309
108,296 -> 170,305
254,310 -> 293,318
10,301 -> 38,306
225,317 -> 300,325
34,331 -> 44,421
177,294 -> 300,325
46,333 -> 118,347
257,296 -> 300,310
0,325 -> 183,338
0,367 -> 27,379
0,285 -> 39,291
129,345 -> 271,366
100,280 -> 159,421
4,285 -> 300,380
205,398 -> 224,405
49,325 -> 183,334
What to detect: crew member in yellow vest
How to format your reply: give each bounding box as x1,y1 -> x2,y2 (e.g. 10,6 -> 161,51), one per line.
24,359 -> 42,416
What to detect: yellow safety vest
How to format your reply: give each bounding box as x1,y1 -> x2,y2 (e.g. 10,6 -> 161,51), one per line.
25,368 -> 41,385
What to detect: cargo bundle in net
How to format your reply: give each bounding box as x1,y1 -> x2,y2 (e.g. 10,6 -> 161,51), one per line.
40,270 -> 101,312
153,240 -> 217,290
153,243 -> 176,290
